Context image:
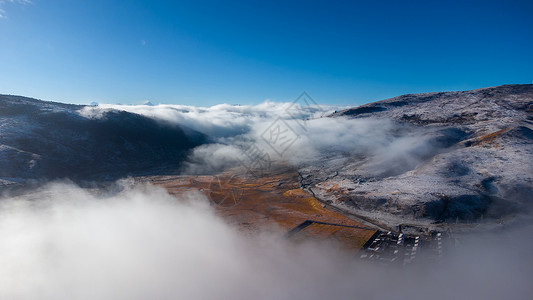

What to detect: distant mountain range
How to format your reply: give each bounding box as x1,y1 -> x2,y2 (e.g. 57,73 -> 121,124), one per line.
302,84 -> 533,230
0,95 -> 205,187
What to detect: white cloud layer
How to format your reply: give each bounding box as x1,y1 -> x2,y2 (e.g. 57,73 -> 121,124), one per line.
0,182 -> 531,299
79,101 -> 446,176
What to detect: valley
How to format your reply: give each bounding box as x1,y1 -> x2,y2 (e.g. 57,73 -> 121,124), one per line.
139,166 -> 377,251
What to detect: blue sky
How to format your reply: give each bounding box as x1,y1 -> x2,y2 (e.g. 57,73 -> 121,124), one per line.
0,0 -> 532,106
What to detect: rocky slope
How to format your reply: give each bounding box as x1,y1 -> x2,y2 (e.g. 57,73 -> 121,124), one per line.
300,84 -> 533,230
0,95 -> 205,187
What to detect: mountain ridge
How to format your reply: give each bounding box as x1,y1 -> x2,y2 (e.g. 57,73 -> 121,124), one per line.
303,84 -> 533,231
0,94 -> 206,187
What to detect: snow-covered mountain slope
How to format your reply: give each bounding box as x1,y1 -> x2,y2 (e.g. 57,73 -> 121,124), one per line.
301,84 -> 533,229
0,95 -> 205,186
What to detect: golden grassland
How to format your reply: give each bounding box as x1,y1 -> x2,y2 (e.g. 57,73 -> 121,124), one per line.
141,167 -> 376,251
472,127 -> 511,147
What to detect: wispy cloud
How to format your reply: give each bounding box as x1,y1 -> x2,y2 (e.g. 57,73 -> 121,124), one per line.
0,0 -> 32,18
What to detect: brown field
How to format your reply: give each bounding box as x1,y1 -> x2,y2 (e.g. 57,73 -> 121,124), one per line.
472,127 -> 511,147
141,167 -> 376,251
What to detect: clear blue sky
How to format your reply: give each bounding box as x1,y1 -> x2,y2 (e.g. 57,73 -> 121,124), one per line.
1,0 -> 532,106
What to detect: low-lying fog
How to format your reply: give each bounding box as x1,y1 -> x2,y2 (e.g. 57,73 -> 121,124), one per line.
1,182 -> 531,300
1,101 -> 529,299
80,101 -> 446,176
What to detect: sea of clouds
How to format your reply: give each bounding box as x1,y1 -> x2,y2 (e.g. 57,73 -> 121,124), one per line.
79,101 -> 442,177
0,181 -> 531,300
0,101 -> 530,299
